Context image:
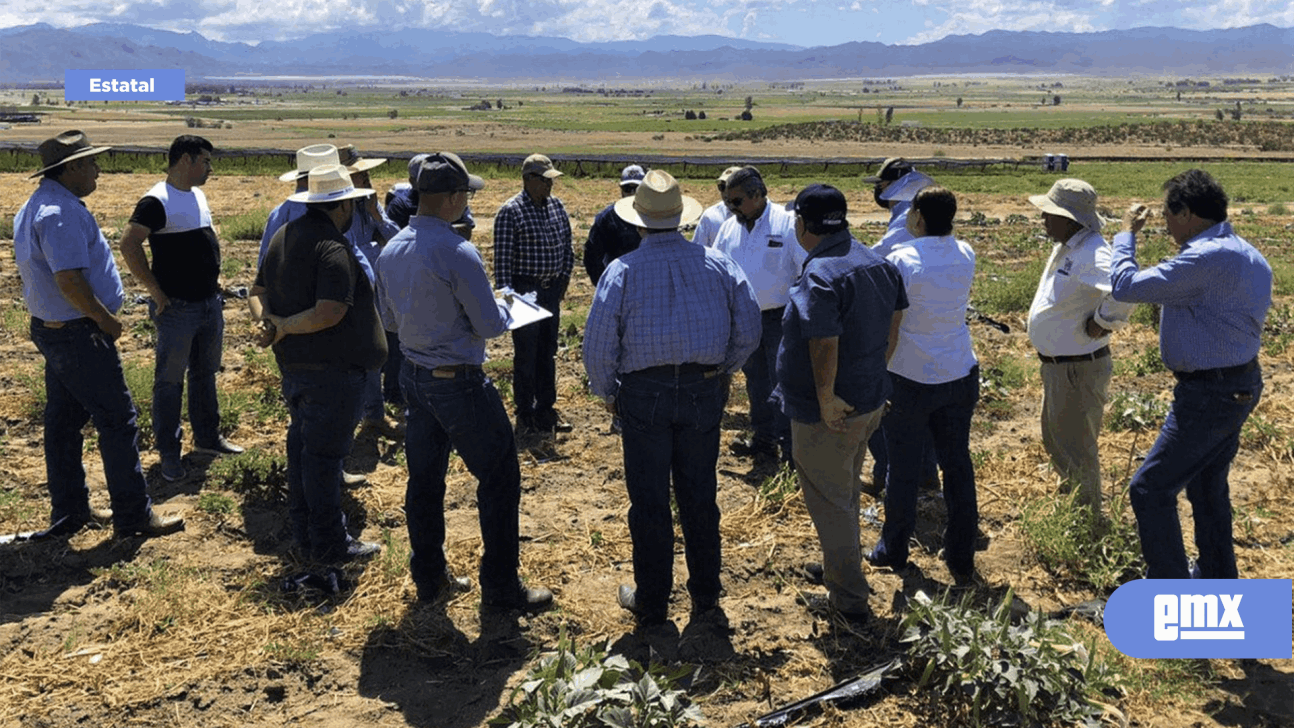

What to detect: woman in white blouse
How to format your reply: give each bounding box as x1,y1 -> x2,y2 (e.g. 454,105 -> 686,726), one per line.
866,186 -> 982,586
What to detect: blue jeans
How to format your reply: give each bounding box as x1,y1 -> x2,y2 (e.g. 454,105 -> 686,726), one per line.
401,361 -> 521,599
743,307 -> 790,448
360,369 -> 384,421
868,424 -> 939,490
382,330 -> 404,405
510,275 -> 567,423
30,318 -> 153,531
873,367 -> 980,574
150,295 -> 224,456
618,367 -> 728,619
281,367 -> 365,561
1131,366 -> 1262,579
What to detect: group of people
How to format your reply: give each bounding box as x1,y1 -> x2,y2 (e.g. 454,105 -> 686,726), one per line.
14,129 -> 1272,625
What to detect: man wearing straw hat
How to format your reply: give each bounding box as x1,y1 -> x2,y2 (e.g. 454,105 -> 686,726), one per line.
376,152 -> 553,612
1026,179 -> 1132,513
118,134 -> 244,484
258,143 -> 340,267
582,163 -> 646,285
690,166 -> 742,248
14,130 -> 184,540
493,153 -> 575,436
250,164 -> 388,564
584,170 -> 761,626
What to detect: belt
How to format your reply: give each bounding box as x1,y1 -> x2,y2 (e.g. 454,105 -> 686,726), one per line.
430,364 -> 483,379
629,363 -> 721,379
1038,345 -> 1110,365
31,316 -> 91,329
513,274 -> 564,289
281,362 -> 366,373
1174,358 -> 1258,382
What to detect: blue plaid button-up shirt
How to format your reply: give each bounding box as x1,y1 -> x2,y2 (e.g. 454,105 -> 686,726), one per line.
583,231 -> 761,401
492,190 -> 574,289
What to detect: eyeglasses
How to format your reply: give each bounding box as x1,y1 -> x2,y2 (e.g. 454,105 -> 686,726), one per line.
724,196 -> 746,208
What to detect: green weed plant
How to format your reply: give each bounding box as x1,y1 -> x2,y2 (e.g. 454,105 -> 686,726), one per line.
901,588 -> 1125,728
490,624 -> 702,728
206,449 -> 288,502
1019,490 -> 1143,591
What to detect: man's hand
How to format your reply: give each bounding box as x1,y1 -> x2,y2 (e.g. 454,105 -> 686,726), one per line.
260,316 -> 287,346
96,314 -> 123,342
1084,316 -> 1111,339
1123,203 -> 1150,235
152,292 -> 171,317
818,395 -> 854,433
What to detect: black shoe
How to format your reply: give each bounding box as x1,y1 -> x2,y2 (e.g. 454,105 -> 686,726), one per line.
484,583 -> 554,614
417,572 -> 473,602
864,549 -> 910,572
949,567 -> 985,589
729,436 -> 778,458
798,592 -> 869,624
536,409 -> 573,433
116,512 -> 185,539
802,561 -> 824,584
193,437 -> 245,456
617,584 -> 667,626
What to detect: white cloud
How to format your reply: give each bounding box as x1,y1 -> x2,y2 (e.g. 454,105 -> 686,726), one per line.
1,0 -> 1292,46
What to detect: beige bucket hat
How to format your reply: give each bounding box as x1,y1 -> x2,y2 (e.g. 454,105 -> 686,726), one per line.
336,144 -> 386,174
279,144 -> 341,182
615,170 -> 702,229
287,164 -> 376,204
1029,178 -> 1103,232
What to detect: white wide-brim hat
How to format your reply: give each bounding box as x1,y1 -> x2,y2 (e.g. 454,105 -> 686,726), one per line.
279,144 -> 341,182
1029,178 -> 1103,232
615,169 -> 702,229
287,164 -> 376,204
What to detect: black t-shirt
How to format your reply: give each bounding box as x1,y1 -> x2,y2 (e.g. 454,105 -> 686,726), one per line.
128,182 -> 221,301
254,208 -> 387,372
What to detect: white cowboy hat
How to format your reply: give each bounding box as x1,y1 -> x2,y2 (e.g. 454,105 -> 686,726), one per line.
287,164 -> 375,204
614,169 -> 702,229
879,170 -> 935,202
279,144 -> 341,182
1029,178 -> 1104,232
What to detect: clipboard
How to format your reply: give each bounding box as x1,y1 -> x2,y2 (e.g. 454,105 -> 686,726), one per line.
504,294 -> 553,330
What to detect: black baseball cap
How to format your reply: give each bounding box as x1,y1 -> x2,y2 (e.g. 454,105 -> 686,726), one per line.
415,152 -> 484,194
791,184 -> 849,229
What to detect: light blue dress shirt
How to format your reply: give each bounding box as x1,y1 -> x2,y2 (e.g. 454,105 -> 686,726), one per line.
14,179 -> 125,321
1110,221 -> 1271,372
375,215 -> 511,370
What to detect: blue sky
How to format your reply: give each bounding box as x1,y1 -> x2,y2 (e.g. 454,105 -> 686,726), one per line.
2,0 -> 1292,47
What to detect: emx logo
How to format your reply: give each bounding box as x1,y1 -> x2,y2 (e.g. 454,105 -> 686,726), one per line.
1105,579 -> 1291,659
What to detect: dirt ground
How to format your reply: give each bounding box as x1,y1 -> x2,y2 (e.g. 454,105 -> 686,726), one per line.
0,168 -> 1291,728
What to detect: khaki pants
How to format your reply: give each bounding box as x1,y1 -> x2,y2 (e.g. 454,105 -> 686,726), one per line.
791,404 -> 886,614
1039,356 -> 1112,510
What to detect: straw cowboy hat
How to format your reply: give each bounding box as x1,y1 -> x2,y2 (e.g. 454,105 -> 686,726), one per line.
278,144 -> 341,182
614,170 -> 702,229
1029,178 -> 1104,232
336,144 -> 386,174
29,130 -> 112,178
287,164 -> 375,204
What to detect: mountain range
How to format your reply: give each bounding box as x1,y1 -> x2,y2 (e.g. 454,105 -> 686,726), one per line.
1,22 -> 1292,83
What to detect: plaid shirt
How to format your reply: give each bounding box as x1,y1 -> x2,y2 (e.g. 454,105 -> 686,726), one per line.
583,231 -> 761,401
492,190 -> 574,289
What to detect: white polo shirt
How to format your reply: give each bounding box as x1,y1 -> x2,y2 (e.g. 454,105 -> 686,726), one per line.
1027,227 -> 1133,357
711,201 -> 804,311
692,201 -> 732,248
886,235 -> 979,384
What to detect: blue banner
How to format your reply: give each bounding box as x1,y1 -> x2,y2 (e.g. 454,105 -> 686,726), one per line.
1104,579 -> 1292,659
65,69 -> 185,101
